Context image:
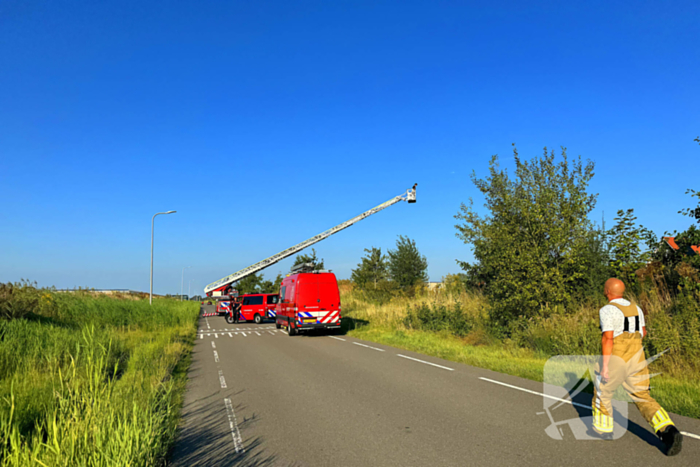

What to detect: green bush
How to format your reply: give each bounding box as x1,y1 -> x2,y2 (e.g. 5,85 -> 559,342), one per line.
644,290 -> 700,367
404,302 -> 476,337
510,310 -> 601,356
0,282 -> 42,320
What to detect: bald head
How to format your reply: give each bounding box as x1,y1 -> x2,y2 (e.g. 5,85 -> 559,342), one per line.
604,278 -> 625,300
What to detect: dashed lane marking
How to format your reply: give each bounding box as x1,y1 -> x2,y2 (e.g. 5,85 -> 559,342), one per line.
211,341 -> 216,349
206,318 -> 211,329
219,370 -> 227,389
224,397 -> 245,453
255,331 -> 261,336
241,332 -> 247,337
479,377 -> 587,409
213,350 -> 219,363
214,333 -> 218,338
229,332 -> 233,337
328,336 -> 346,341
479,376 -> 700,441
268,331 -> 275,335
353,342 -> 385,352
397,354 -> 454,371
199,334 -> 203,339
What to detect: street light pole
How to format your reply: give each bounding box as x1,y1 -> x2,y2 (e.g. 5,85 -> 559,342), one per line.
181,266 -> 191,301
150,210 -> 176,305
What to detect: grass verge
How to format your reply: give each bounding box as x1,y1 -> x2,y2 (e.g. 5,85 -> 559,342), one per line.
0,288 -> 200,466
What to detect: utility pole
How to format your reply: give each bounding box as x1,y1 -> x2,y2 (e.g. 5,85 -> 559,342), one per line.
150,211 -> 176,305
181,266 -> 191,301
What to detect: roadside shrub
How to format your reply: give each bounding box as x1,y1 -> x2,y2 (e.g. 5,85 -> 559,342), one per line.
404,302 -> 477,337
645,290 -> 700,370
0,282 -> 41,320
510,307 -> 600,356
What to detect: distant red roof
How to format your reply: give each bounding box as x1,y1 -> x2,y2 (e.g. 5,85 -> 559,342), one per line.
663,236 -> 700,256
664,237 -> 680,250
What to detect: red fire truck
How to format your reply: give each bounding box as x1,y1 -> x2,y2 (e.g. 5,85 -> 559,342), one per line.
228,293 -> 279,324
275,265 -> 341,336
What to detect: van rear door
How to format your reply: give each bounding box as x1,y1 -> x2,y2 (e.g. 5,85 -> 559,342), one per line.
296,274 -> 340,324
296,275 -> 319,324
316,275 -> 341,324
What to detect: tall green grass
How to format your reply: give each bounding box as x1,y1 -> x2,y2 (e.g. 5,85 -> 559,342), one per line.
0,287 -> 199,466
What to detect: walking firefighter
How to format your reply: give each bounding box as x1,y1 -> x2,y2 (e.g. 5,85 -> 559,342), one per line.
592,278 -> 683,455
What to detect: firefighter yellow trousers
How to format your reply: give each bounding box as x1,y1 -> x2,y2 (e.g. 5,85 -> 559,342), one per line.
592,333 -> 674,434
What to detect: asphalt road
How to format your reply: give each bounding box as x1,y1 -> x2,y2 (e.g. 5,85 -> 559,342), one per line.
169,305 -> 700,466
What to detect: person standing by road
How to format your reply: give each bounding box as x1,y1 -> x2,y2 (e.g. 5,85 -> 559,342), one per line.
592,278 -> 682,455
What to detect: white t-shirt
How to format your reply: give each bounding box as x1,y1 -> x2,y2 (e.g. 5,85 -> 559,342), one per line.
599,298 -> 645,338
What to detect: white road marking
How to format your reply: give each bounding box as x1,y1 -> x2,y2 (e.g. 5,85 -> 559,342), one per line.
479,377 -> 589,409
206,318 -> 211,329
211,341 -> 216,349
241,332 -> 247,337
199,334 -> 203,339
328,336 -> 346,341
214,333 -> 219,338
268,331 -> 275,335
229,332 -> 233,337
397,354 -> 454,371
224,397 -> 245,453
219,370 -> 227,389
213,350 -> 219,363
480,377 -> 700,441
353,342 -> 384,352
255,331 -> 261,336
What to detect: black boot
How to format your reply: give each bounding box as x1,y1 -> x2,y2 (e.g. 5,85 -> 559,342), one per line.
587,427 -> 613,441
657,425 -> 683,456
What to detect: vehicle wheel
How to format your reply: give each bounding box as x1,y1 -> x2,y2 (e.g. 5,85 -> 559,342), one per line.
287,325 -> 296,336
254,314 -> 263,324
225,314 -> 235,324
275,322 -> 281,329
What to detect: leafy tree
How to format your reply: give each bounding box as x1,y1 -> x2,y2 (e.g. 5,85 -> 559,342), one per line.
607,209 -> 657,284
259,274 -> 284,294
292,248 -> 324,271
649,189 -> 700,292
454,145 -> 597,328
236,273 -> 284,294
351,247 -> 389,290
678,189 -> 700,224
576,228 -> 612,299
235,273 -> 263,294
387,236 -> 428,291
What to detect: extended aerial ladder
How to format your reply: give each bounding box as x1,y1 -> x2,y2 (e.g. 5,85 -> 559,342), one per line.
203,184 -> 417,296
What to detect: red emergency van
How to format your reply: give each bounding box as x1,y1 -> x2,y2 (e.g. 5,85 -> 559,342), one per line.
275,270 -> 342,335
226,293 -> 278,324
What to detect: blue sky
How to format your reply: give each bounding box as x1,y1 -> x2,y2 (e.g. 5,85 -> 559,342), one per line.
1,0 -> 698,295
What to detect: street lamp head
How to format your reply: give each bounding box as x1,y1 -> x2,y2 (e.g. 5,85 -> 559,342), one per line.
166,210 -> 176,214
